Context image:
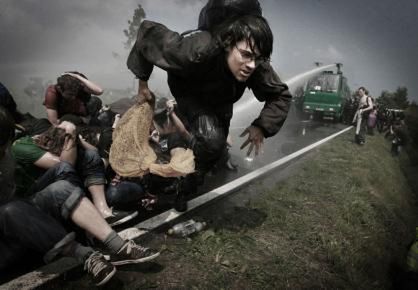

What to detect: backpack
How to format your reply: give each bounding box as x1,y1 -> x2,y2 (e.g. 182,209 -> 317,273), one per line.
361,96 -> 373,118
198,0 -> 262,31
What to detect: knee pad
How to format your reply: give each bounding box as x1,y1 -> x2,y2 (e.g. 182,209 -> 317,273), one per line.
191,114 -> 227,165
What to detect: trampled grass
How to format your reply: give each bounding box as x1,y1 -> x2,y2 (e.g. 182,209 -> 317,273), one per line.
151,132 -> 418,290
49,131 -> 418,289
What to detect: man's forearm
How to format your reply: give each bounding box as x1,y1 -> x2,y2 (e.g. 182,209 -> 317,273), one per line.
170,112 -> 191,141
138,80 -> 149,95
65,73 -> 103,95
46,109 -> 59,125
60,135 -> 77,166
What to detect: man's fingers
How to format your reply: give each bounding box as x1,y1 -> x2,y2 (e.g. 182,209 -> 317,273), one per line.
247,143 -> 254,156
240,139 -> 250,150
239,129 -> 249,137
255,142 -> 260,156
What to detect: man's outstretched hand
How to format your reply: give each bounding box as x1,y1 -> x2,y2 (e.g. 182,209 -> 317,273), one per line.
240,125 -> 264,157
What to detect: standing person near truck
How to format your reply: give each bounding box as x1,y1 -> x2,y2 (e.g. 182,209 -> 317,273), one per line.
353,87 -> 373,145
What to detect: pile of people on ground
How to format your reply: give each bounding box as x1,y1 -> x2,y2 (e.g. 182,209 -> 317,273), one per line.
0,0 -> 293,286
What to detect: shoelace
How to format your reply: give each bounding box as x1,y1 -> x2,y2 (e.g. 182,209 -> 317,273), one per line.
85,252 -> 108,277
123,240 -> 148,255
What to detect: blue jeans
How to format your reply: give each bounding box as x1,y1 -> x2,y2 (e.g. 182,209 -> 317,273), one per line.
76,149 -> 106,188
31,149 -> 106,194
32,180 -> 85,222
106,180 -> 145,207
31,162 -> 82,194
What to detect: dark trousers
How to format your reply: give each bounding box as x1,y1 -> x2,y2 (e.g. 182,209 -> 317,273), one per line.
355,112 -> 367,143
188,114 -> 228,173
0,200 -> 67,271
106,180 -> 145,207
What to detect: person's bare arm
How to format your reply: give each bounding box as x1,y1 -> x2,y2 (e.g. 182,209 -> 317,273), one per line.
46,108 -> 59,125
78,134 -> 97,151
63,72 -> 103,95
112,114 -> 121,129
33,152 -> 61,169
57,121 -> 77,165
167,100 -> 191,141
363,97 -> 374,112
136,80 -> 153,104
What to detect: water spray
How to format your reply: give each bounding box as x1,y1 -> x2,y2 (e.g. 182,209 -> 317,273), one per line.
233,63 -> 337,116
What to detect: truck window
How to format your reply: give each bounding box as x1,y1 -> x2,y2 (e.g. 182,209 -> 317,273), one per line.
307,74 -> 340,93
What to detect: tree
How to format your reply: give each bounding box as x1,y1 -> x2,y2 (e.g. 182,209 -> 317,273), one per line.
123,4 -> 146,50
376,86 -> 410,109
393,86 -> 409,109
376,90 -> 395,108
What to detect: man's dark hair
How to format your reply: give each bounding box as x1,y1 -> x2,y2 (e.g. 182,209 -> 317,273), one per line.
152,96 -> 168,127
198,0 -> 262,31
56,72 -> 87,99
33,126 -> 69,156
56,75 -> 82,99
214,15 -> 273,59
358,86 -> 367,93
0,106 -> 15,145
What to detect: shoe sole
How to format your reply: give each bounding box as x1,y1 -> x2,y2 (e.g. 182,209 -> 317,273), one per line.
43,232 -> 76,263
111,252 -> 160,266
96,266 -> 117,286
109,211 -> 139,227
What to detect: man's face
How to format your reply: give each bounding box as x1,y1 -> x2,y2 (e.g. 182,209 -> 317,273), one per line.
226,39 -> 261,82
358,88 -> 365,97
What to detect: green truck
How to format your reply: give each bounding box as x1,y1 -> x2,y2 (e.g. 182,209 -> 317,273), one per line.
301,64 -> 351,121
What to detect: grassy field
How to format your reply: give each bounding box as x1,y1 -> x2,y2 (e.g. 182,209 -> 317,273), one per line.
49,130 -> 418,289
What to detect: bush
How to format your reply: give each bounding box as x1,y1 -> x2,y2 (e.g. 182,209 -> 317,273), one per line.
405,103 -> 418,146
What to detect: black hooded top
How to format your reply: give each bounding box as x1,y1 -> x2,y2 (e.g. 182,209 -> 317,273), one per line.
127,20 -> 292,138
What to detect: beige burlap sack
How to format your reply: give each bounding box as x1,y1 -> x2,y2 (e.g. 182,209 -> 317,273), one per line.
149,148 -> 195,178
109,102 -> 157,177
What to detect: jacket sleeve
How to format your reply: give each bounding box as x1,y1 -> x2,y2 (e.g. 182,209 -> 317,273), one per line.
127,20 -> 215,81
248,63 -> 292,138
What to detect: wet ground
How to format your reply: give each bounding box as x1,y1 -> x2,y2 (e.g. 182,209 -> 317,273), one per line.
200,106 -> 348,193
1,105 -> 349,286
42,108 -> 351,289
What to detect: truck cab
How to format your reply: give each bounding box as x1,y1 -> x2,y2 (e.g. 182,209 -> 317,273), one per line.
302,65 -> 350,121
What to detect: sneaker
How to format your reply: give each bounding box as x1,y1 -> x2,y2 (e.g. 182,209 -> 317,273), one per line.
84,251 -> 116,286
225,156 -> 238,171
110,240 -> 160,266
105,210 -> 138,227
118,227 -> 147,241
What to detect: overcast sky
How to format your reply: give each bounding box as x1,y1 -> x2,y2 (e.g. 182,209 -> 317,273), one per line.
1,0 -> 417,110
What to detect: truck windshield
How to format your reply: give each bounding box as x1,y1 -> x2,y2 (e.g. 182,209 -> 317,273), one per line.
307,74 -> 340,92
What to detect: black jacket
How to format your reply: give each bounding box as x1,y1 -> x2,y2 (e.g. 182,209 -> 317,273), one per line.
127,20 -> 292,138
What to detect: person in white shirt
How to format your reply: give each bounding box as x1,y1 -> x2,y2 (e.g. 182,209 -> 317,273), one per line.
353,87 -> 373,145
